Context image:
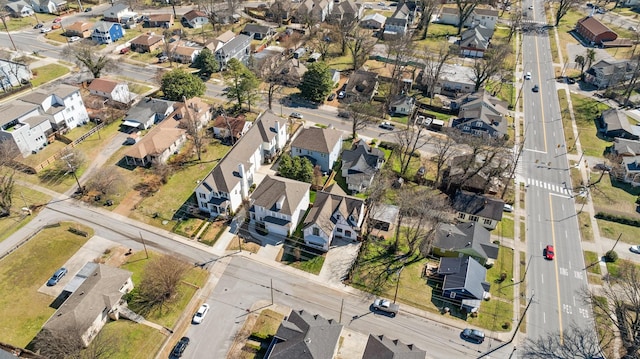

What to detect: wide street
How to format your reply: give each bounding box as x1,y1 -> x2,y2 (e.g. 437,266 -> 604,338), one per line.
521,0 -> 593,342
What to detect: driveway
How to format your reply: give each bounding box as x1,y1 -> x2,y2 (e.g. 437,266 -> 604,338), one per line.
319,239 -> 361,285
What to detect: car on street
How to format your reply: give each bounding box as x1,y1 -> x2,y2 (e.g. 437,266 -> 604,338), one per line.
528,5 -> 533,9
337,91 -> 346,99
68,36 -> 81,43
192,303 -> 209,324
40,27 -> 52,33
34,23 -> 43,29
378,1 -> 385,5
158,55 -> 169,63
461,328 -> 485,344
84,7 -> 92,12
525,72 -> 531,80
337,111 -> 350,118
327,93 -> 336,101
372,298 -> 399,317
544,245 -> 555,260
47,267 -> 67,286
631,245 -> 640,254
53,17 -> 62,23
503,204 -> 514,212
363,3 -> 373,8
290,112 -> 303,119
532,85 -> 539,92
171,337 -> 190,357
379,121 -> 394,130
51,23 -> 61,30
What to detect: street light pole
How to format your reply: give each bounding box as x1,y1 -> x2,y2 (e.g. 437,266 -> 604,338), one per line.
61,153 -> 83,194
393,266 -> 404,304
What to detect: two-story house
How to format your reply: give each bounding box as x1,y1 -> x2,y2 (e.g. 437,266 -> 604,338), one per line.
383,2 -> 412,38
30,0 -> 66,14
458,24 -> 493,58
294,0 -> 333,23
451,190 -> 504,230
91,21 -> 125,44
291,126 -> 343,173
103,4 -> 135,23
584,59 -> 636,89
20,84 -> 89,131
439,6 -> 498,30
249,175 -> 310,236
437,256 -> 490,312
451,91 -> 509,138
330,0 -> 362,23
0,102 -> 52,157
195,111 -> 288,217
172,43 -> 201,64
181,9 -> 209,28
88,78 -> 133,104
5,1 -> 34,17
341,139 -> 385,193
215,34 -> 251,70
302,186 -> 364,251
345,69 -> 379,101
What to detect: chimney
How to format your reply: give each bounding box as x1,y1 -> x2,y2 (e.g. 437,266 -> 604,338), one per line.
238,163 -> 245,178
275,195 -> 285,210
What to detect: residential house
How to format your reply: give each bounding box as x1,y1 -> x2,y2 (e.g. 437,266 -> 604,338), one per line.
432,222 -> 499,266
0,59 -> 31,89
291,126 -> 343,172
345,69 -> 379,101
331,0 -> 362,23
65,21 -> 92,38
439,6 -> 498,30
451,91 -> 509,138
241,23 -> 274,40
21,83 -> 89,131
362,335 -> 426,359
172,43 -> 201,64
267,0 -> 293,24
432,63 -> 475,95
266,310 -> 343,359
437,256 -> 489,312
5,1 -> 34,17
459,24 -> 493,58
576,16 -> 618,46
451,190 -> 504,230
612,137 -> 640,156
103,4 -> 135,23
444,153 -> 508,195
144,13 -> 173,28
91,21 -> 125,44
122,97 -> 174,130
383,2 -> 412,38
195,111 -> 288,217
302,185 -> 364,251
329,69 -> 340,85
341,139 -> 385,193
621,0 -> 640,5
181,9 -> 209,28
249,175 -> 310,236
204,30 -> 236,52
215,34 -> 252,70
620,156 -> 640,186
211,114 -> 250,143
0,343 -> 45,358
41,262 -> 133,347
368,203 -> 399,232
30,0 -> 66,14
130,34 -> 164,53
294,0 -> 334,23
598,108 -> 639,140
360,13 -> 386,29
584,59 -> 637,89
0,103 -> 52,157
389,95 -> 415,116
88,78 -> 132,104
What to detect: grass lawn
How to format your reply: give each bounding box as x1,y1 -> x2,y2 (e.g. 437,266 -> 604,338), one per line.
121,251 -> 209,328
570,93 -> 612,157
605,258 -> 639,278
250,309 -> 284,339
590,172 -> 640,220
598,218 -> 640,245
555,9 -> 583,63
31,64 -> 70,87
584,250 -> 602,276
129,83 -> 154,95
494,216 -> 515,240
578,211 -> 595,242
0,221 -> 93,347
557,90 -> 578,155
0,184 -> 52,244
96,320 -> 165,359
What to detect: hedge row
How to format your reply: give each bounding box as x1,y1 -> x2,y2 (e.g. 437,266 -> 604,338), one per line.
595,212 -> 640,227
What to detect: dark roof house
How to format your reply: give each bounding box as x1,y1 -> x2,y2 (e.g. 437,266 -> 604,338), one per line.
451,91 -> 508,138
437,256 -> 490,311
432,222 -> 499,266
241,23 -> 274,40
345,69 -> 379,101
612,137 -> 640,156
341,139 -> 385,194
362,334 -> 426,359
575,16 -> 618,46
267,310 -> 343,359
451,190 -> 504,230
599,108 -> 639,140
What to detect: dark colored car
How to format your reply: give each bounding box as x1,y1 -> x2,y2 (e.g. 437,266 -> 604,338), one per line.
544,245 -> 555,260
171,337 -> 190,357
34,23 -> 44,29
532,85 -> 539,92
84,7 -> 92,12
327,93 -> 336,101
566,77 -> 576,84
461,328 -> 485,344
47,267 -> 68,286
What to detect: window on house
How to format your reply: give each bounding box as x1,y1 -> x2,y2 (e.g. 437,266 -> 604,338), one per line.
449,292 -> 456,299
458,212 -> 465,219
199,193 -> 206,199
483,218 -> 492,225
337,228 -> 343,233
312,227 -> 319,236
345,230 -> 351,237
469,215 -> 479,222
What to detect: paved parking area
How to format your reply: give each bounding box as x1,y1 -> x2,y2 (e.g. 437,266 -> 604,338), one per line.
319,242 -> 361,284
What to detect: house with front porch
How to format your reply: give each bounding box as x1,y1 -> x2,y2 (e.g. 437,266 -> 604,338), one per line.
31,0 -> 66,14
249,175 -> 310,236
5,1 -> 34,17
91,21 -> 125,44
195,111 -> 288,217
302,185 -> 364,251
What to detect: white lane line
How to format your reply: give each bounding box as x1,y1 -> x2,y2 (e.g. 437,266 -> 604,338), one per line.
543,312 -> 546,323
562,203 -> 565,211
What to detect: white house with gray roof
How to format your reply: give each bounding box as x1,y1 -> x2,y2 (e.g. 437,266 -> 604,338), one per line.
433,63 -> 476,95
249,175 -> 310,236
215,34 -> 252,70
5,1 -> 34,17
123,97 -> 174,130
291,126 -> 343,172
195,111 -> 288,217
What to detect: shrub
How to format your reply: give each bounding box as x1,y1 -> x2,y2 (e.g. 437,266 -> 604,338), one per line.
595,212 -> 640,227
379,141 -> 398,150
604,250 -> 618,263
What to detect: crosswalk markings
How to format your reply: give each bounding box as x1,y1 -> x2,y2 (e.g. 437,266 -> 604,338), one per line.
525,178 -> 573,196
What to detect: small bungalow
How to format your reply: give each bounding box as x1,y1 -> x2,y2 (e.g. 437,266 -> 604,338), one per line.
122,97 -> 174,130
341,139 -> 385,194
181,9 -> 208,28
5,1 -> 34,17
145,13 -> 173,28
211,114 -> 250,143
130,34 -> 164,53
88,78 -> 132,104
451,190 -> 504,230
360,13 -> 386,29
65,21 -> 92,38
437,256 -> 490,312
599,108 -> 639,140
345,69 -> 379,101
389,95 -> 415,116
362,335 -> 426,359
241,23 -> 274,40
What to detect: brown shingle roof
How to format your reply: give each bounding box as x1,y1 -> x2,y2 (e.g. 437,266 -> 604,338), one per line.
131,34 -> 163,46
65,21 -> 91,32
148,13 -> 173,22
183,9 -> 207,21
291,127 -> 342,154
88,78 -> 118,93
212,114 -> 247,137
577,16 -> 613,36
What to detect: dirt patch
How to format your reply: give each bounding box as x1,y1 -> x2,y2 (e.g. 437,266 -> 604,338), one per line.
113,190 -> 143,217
95,246 -> 134,267
227,238 -> 262,254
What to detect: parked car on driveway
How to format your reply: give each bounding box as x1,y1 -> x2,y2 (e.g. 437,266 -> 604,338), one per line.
34,23 -> 43,29
327,93 -> 336,101
53,17 -> 62,23
68,36 -> 81,43
40,27 -> 52,33
47,267 -> 67,286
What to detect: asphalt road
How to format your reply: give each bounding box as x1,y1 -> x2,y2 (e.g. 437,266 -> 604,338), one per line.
522,0 -> 594,342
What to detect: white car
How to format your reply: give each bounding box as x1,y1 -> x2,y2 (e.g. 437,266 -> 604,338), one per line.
40,27 -> 52,33
379,121 -> 394,130
630,245 -> 640,254
68,36 -> 81,42
525,72 -> 531,80
503,204 -> 514,212
192,303 -> 209,324
290,112 -> 303,119
363,3 -> 373,8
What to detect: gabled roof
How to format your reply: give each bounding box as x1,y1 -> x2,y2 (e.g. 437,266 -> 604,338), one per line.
88,78 -> 119,93
362,13 -> 386,24
105,3 -> 128,14
126,97 -> 173,121
362,334 -> 426,359
212,114 -> 248,138
66,21 -> 92,33
303,189 -> 364,233
270,309 -> 343,359
291,127 -> 342,154
437,256 -> 488,300
346,69 -> 378,99
20,83 -> 79,105
131,34 -> 163,46
250,175 -> 310,216
456,91 -> 508,136
0,102 -> 40,127
473,8 -> 498,16
217,30 -> 236,43
217,34 -> 251,55
43,263 -> 132,337
341,139 -> 384,186
451,190 -> 504,221
242,23 -> 272,35
460,25 -> 491,50
613,137 -> 640,156
92,21 -> 119,32
577,16 -> 615,37
183,9 -> 207,21
5,1 -> 32,12
147,13 -> 173,22
602,108 -> 634,134
124,127 -> 185,159
433,222 -> 498,260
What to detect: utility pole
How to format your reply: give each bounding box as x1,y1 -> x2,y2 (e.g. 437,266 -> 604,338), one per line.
0,13 -> 17,51
393,266 -> 404,304
339,298 -> 344,323
611,233 -> 622,253
270,278 -> 274,305
61,153 -> 83,194
139,231 -> 149,259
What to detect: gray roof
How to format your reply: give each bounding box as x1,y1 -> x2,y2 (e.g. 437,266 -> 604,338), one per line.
362,334 -> 426,359
303,189 -> 364,233
0,102 -> 40,127
362,13 -> 386,25
602,108 -> 634,134
346,70 -> 378,99
270,309 -> 343,359
105,3 -> 128,14
250,175 -> 309,216
20,83 -> 79,105
369,203 -> 399,224
459,25 -> 492,50
201,111 -> 283,194
291,127 -> 342,154
43,263 -> 132,338
451,190 -> 504,221
456,91 -> 508,136
92,21 -> 115,32
218,34 -> 251,55
437,256 -> 488,300
613,137 -> 640,156
342,139 -> 384,187
242,23 -> 272,35
125,97 -> 174,121
21,115 -> 50,128
5,1 -> 32,12
433,222 -> 498,260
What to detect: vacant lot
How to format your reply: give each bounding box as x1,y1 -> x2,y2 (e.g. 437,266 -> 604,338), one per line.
0,221 -> 93,347
97,320 -> 166,359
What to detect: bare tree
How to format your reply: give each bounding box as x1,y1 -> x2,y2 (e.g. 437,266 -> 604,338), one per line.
455,0 -> 482,35
73,329 -> 120,359
162,31 -> 176,68
393,125 -> 430,176
444,136 -> 510,193
85,166 -> 125,197
342,100 -> 380,139
269,0 -> 289,24
129,255 -> 190,316
252,54 -> 296,110
311,29 -> 332,61
0,168 -> 14,216
471,45 -> 509,91
427,128 -> 458,188
32,328 -> 83,359
507,9 -> 522,43
179,99 -> 206,160
201,0 -> 224,32
346,27 -> 376,70
521,323 -> 607,359
553,0 -> 581,26
65,45 -> 114,79
418,0 -> 439,40
384,33 -> 415,112
421,44 -> 455,104
363,169 -> 393,237
333,18 -> 357,56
